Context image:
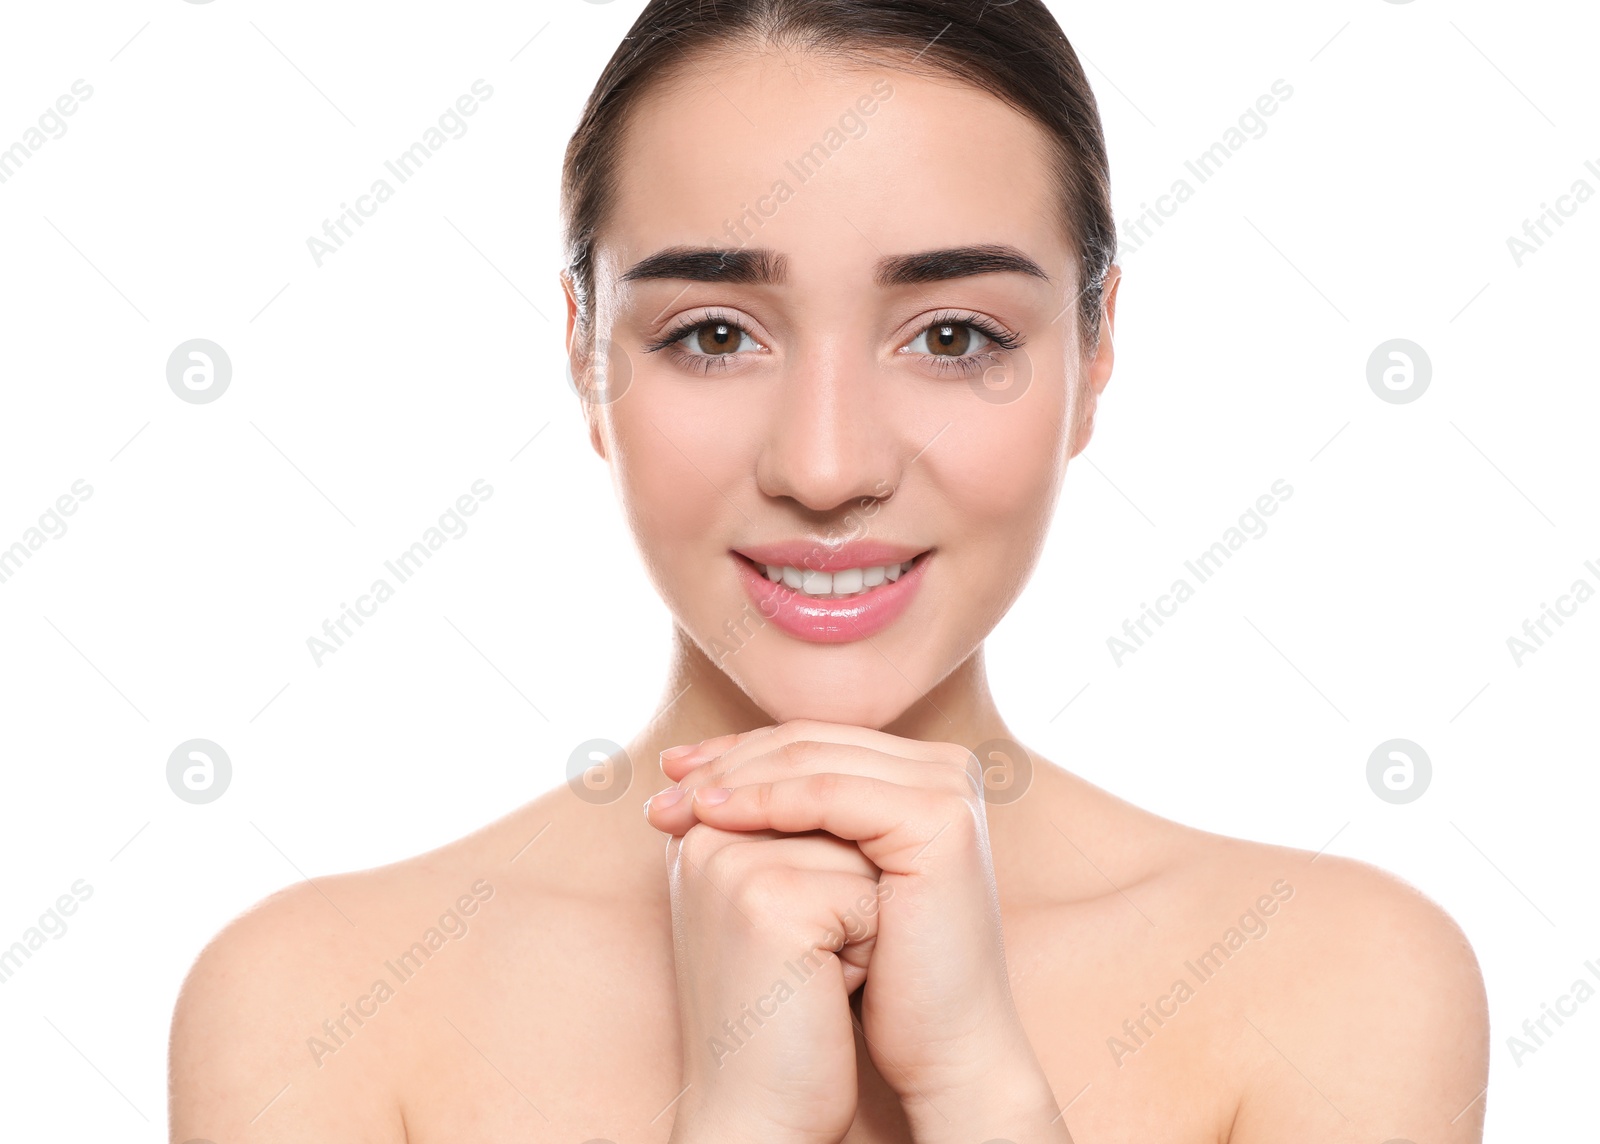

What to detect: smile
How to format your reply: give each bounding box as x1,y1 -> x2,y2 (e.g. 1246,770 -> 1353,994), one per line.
755,558 -> 917,599
730,546 -> 930,644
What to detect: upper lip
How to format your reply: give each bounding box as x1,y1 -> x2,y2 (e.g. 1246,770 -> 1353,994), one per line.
733,540 -> 930,572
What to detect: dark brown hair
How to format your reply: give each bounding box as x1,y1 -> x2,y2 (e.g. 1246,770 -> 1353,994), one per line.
560,0 -> 1116,359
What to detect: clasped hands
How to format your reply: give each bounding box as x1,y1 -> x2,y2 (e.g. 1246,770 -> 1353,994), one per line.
643,719 -> 1071,1144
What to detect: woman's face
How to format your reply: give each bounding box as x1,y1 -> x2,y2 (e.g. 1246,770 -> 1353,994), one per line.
565,50 -> 1117,728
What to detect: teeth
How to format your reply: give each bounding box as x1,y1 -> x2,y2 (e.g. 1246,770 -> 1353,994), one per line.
757,558 -> 917,599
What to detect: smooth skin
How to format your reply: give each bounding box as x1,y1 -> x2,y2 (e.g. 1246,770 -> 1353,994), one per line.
168,47 -> 1489,1143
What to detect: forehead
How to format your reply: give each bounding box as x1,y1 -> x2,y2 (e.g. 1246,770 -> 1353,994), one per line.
601,49 -> 1068,285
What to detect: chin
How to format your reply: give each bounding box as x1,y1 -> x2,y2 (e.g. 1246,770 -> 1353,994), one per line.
749,689 -> 913,730
721,643 -> 939,729
749,685 -> 906,729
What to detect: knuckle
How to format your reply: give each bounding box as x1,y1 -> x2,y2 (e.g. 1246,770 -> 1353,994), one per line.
939,740 -> 977,767
808,769 -> 842,802
698,838 -> 751,885
751,779 -> 780,816
732,867 -> 797,919
937,794 -> 982,841
837,881 -> 883,940
952,749 -> 986,797
925,742 -> 983,797
676,822 -> 724,868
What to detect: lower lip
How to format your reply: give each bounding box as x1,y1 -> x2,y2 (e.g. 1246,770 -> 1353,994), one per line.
732,553 -> 929,644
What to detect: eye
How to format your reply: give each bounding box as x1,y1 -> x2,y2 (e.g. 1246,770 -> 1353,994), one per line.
908,321 -> 995,357
678,318 -> 758,357
644,309 -> 763,374
902,311 -> 1024,376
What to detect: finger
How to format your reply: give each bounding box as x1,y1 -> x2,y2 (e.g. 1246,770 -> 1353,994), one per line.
658,724 -> 779,779
646,784 -> 706,836
665,828 -> 881,903
647,743 -> 977,836
674,830 -> 880,880
682,741 -> 979,797
667,828 -> 886,992
799,871 -> 885,994
686,773 -> 982,877
721,869 -> 882,995
659,719 -> 965,781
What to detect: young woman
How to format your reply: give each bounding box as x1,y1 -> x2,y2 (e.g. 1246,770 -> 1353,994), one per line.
169,2 -> 1490,1140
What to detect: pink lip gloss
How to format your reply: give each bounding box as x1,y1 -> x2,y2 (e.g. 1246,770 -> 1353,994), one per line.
731,548 -> 929,644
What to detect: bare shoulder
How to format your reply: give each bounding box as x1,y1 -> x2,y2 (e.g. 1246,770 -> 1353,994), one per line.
167,789 -> 586,1142
168,864 -> 411,1142
1167,824 -> 1490,1141
1032,762 -> 1488,1140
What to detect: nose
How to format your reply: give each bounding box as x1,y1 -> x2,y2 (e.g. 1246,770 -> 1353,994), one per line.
754,342 -> 903,513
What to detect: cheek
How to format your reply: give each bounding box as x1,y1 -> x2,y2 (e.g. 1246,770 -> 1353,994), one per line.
945,383 -> 1071,532
930,378 -> 1072,626
606,386 -> 744,578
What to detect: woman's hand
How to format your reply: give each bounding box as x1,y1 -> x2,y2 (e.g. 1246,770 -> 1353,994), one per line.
649,721 -> 1072,1143
649,746 -> 887,1144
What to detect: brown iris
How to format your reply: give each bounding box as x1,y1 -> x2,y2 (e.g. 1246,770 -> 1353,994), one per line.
695,322 -> 739,354
928,322 -> 972,356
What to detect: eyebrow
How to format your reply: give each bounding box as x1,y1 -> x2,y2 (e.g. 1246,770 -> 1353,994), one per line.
618,243 -> 1051,288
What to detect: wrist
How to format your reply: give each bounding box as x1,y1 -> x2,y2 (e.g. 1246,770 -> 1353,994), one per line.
899,1052 -> 1071,1144
669,1102 -> 845,1144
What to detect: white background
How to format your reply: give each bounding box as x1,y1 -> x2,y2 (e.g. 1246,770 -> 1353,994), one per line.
0,0 -> 1595,1138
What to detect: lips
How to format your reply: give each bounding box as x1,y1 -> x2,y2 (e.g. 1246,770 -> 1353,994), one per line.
731,544 -> 931,644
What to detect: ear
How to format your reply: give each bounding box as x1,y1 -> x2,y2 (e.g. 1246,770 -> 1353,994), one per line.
561,269 -> 608,461
1068,264 -> 1121,461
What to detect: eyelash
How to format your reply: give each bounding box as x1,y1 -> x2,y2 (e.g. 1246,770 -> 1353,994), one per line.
641,309 -> 1025,377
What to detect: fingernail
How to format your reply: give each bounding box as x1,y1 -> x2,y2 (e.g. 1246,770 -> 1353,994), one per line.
645,788 -> 687,814
694,786 -> 731,806
662,739 -> 713,764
